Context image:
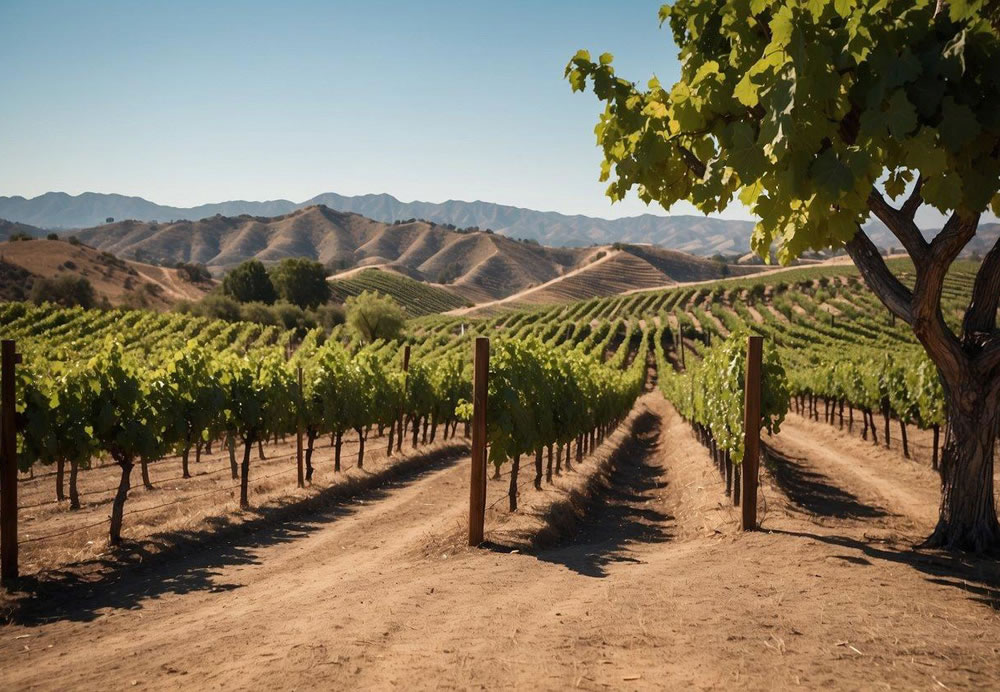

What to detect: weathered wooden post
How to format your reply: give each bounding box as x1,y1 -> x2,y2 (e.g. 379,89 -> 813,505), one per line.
741,335 -> 763,532
1,340 -> 21,582
468,337 -> 489,546
296,366 -> 305,489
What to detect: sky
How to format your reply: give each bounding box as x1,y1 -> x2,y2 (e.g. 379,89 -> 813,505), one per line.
1,0 -> 746,220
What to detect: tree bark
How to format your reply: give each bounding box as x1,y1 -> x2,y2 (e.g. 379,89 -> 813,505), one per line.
257,439 -> 266,460
926,386 -> 1000,551
182,442 -> 191,479
109,454 -> 133,546
387,423 -> 395,456
240,437 -> 253,509
356,428 -> 366,469
69,459 -> 81,509
546,444 -> 554,483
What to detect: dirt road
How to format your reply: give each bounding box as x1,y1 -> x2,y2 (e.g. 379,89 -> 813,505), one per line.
2,393 -> 999,690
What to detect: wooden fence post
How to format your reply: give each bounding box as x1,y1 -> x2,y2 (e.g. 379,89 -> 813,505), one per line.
1,340 -> 21,582
296,366 -> 304,489
468,337 -> 489,547
741,335 -> 763,532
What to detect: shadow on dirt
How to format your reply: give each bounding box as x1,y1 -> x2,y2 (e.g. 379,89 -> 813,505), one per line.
763,443 -> 890,520
2,445 -> 468,627
773,529 -> 1000,611
526,410 -> 674,578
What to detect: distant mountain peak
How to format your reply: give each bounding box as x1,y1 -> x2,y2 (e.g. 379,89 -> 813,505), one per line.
0,191 -> 755,255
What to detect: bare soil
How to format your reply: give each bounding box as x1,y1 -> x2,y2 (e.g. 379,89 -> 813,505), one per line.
2,393 -> 999,690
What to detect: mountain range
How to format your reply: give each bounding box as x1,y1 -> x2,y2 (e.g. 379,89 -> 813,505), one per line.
0,191 -> 756,255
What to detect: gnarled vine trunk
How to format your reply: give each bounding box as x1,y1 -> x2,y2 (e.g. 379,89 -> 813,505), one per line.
240,436 -> 254,509
926,380 -> 1000,551
109,454 -> 133,546
69,459 -> 81,509
56,458 -> 65,502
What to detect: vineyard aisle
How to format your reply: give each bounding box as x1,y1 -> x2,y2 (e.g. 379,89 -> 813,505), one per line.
3,393 -> 1000,690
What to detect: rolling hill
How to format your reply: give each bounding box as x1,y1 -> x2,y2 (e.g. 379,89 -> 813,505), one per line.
0,191 -> 757,254
55,206 -> 749,305
327,268 -> 471,317
0,238 -> 214,309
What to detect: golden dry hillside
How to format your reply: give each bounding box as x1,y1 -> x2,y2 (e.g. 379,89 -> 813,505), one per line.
0,239 -> 213,309
72,206 -> 755,304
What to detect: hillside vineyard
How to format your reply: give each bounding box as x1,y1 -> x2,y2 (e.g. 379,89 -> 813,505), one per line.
3,258 -> 968,557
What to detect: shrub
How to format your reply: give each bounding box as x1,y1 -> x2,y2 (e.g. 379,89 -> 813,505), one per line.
29,275 -> 96,309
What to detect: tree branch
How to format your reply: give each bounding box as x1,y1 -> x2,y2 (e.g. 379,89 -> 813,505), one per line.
675,143 -> 707,178
899,176 -> 924,221
844,228 -> 914,323
867,188 -> 928,262
963,234 -> 1000,345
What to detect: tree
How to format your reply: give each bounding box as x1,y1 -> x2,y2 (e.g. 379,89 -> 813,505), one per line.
567,1 -> 1000,550
269,257 -> 330,308
345,290 -> 406,343
221,260 -> 277,304
29,275 -> 96,309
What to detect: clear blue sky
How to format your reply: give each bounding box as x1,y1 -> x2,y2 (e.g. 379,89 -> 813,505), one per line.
0,0 -> 757,220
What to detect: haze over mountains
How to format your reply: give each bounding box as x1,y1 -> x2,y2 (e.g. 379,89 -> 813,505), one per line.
0,191 -> 756,255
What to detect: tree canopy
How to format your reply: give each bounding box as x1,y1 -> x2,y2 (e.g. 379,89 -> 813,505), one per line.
221,260 -> 277,304
345,290 -> 406,343
566,0 -> 1000,263
269,257 -> 330,309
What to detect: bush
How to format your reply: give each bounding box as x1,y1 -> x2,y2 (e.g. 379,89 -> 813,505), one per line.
239,301 -> 280,326
9,232 -> 32,241
308,303 -> 346,331
435,262 -> 464,285
175,262 -> 212,283
29,275 -> 96,309
46,233 -> 59,241
67,236 -> 81,246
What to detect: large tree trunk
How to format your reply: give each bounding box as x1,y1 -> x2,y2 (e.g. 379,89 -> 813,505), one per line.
925,385 -> 1000,551
240,437 -> 253,509
69,459 -> 81,509
109,454 -> 134,546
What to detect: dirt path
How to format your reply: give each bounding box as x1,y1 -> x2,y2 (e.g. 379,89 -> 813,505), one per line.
3,394 -> 1000,690
768,414 -> 940,530
446,248 -> 620,316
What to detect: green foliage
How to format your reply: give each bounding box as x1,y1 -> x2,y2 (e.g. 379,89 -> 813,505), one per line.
345,290 -> 407,343
566,1 -> 1000,262
222,260 -> 277,304
269,257 -> 330,309
29,275 -> 97,309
